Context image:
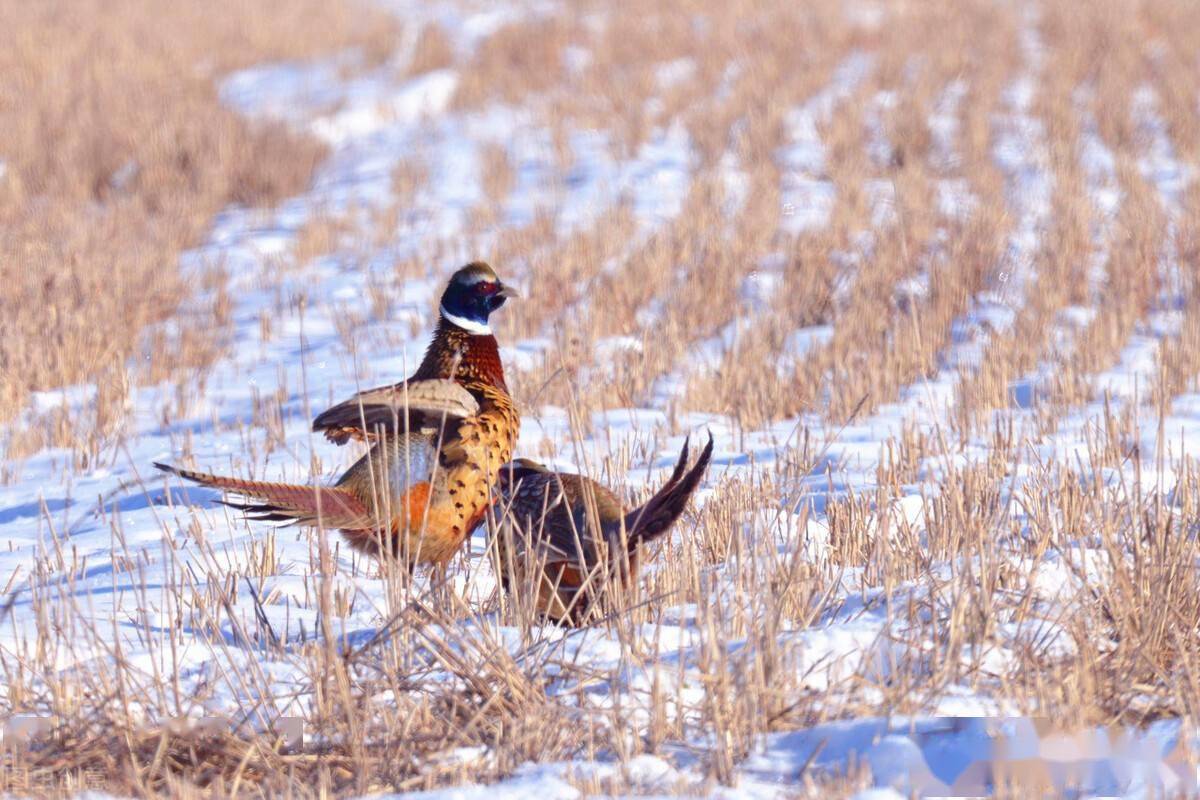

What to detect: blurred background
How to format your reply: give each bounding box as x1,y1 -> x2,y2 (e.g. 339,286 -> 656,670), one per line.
5,0 -> 1197,456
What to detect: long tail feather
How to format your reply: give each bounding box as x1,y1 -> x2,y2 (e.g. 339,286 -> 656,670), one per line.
622,434 -> 714,547
154,462 -> 368,528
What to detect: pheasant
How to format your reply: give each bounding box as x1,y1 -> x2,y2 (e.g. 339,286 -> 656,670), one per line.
156,261 -> 520,570
492,435 -> 713,624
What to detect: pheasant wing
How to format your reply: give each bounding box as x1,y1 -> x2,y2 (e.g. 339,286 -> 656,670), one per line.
313,378 -> 480,445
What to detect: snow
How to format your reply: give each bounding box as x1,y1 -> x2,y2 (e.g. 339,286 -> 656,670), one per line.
655,57 -> 697,90
779,52 -> 874,233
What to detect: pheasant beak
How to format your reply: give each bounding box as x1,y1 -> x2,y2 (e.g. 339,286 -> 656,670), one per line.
496,282 -> 521,300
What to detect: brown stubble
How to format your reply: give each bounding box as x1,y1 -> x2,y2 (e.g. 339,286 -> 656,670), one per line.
1144,1 -> 1200,404
1029,1 -> 1165,417
0,0 -> 402,461
482,0 -> 870,426
729,0 -> 1017,427
955,0 -> 1094,427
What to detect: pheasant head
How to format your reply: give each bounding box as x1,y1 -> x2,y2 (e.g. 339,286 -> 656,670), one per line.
439,261 -> 519,335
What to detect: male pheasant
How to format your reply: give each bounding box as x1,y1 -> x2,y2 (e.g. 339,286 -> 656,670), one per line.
156,261 -> 520,569
493,435 -> 713,624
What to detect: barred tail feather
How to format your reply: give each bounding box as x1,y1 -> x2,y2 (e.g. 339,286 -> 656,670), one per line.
154,462 -> 368,528
622,433 -> 714,547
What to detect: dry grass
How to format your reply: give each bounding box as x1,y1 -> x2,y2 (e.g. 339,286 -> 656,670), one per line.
4,0 -> 1200,796
0,0 -> 400,459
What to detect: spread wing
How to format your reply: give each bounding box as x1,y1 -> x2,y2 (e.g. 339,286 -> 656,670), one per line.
313,378 -> 480,445
504,472 -> 622,567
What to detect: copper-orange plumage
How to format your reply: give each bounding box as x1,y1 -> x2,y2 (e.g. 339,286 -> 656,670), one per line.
157,261 -> 520,570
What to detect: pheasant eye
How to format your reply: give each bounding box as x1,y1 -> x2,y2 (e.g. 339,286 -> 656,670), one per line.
475,281 -> 496,294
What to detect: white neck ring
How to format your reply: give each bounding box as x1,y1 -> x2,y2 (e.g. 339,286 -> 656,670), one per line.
440,305 -> 491,335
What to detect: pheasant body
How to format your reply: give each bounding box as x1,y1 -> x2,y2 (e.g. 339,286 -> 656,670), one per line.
158,262 -> 519,569
494,435 -> 713,624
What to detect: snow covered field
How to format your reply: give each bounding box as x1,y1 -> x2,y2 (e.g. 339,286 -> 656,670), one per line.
4,0 -> 1200,796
